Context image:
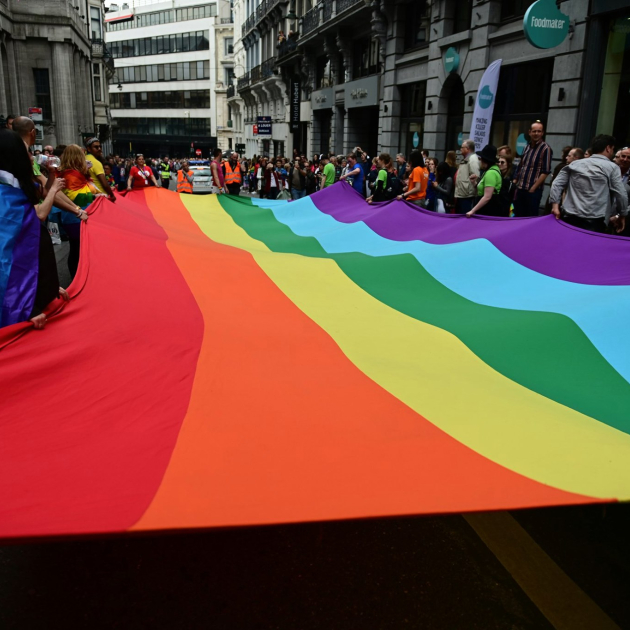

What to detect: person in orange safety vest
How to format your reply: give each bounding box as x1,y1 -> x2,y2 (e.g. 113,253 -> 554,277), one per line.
177,161 -> 194,194
223,152 -> 243,196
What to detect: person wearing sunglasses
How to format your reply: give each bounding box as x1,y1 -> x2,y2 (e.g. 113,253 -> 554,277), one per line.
85,137 -> 116,203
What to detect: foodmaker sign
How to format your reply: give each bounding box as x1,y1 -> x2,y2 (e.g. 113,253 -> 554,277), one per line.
523,0 -> 569,49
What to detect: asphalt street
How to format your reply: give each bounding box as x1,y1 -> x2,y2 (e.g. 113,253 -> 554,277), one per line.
0,505 -> 628,629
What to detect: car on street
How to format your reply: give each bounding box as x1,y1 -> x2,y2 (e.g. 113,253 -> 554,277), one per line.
190,161 -> 212,195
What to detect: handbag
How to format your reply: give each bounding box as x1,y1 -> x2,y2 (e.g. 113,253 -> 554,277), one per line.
277,188 -> 291,200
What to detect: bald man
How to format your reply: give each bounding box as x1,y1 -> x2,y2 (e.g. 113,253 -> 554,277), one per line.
12,116 -> 85,219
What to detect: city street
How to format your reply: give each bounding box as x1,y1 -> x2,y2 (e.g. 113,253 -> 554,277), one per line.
2,0 -> 630,626
0,504 -> 628,629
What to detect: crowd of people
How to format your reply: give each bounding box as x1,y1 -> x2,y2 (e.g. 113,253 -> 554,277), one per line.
1,112 -> 629,332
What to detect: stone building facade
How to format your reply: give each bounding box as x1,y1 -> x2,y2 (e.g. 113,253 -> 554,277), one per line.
0,0 -> 111,149
232,0 -> 630,174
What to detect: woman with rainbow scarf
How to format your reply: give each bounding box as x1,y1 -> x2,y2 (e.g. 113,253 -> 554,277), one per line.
59,145 -> 99,279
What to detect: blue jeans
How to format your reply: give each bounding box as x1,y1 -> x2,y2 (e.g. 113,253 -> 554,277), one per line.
513,187 -> 543,217
291,188 -> 306,200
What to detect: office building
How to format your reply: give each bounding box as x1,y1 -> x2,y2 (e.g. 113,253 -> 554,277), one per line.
106,0 -> 234,157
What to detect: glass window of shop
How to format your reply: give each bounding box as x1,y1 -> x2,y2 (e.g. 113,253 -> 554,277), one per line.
596,16 -> 630,149
316,56 -> 332,89
399,82 -> 426,160
353,37 -> 380,79
403,0 -> 429,51
491,58 -> 553,152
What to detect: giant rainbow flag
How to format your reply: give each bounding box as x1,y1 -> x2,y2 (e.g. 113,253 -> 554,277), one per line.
1,183 -> 629,540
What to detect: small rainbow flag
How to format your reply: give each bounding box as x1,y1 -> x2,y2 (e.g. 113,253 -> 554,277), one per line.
1,183 -> 629,540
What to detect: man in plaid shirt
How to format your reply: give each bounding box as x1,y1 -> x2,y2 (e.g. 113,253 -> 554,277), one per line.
512,121 -> 552,217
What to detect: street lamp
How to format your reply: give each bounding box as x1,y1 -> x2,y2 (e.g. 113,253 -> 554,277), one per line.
286,0 -> 296,21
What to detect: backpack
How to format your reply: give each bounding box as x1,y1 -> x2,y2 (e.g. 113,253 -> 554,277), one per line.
385,171 -> 404,200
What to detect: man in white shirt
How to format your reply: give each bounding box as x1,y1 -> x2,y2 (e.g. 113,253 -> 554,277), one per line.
550,134 -> 628,234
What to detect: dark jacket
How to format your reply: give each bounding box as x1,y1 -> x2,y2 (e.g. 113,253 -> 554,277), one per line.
288,165 -> 306,190
264,170 -> 284,193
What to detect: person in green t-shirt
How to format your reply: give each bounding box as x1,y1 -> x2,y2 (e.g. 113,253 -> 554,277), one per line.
466,145 -> 503,217
321,155 -> 335,188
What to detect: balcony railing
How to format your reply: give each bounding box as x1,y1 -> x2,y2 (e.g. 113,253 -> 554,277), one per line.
323,0 -> 333,22
302,6 -> 319,35
251,64 -> 262,84
277,37 -> 298,58
237,71 -> 250,91
221,17 -> 234,24
336,0 -> 362,12
227,84 -> 235,98
242,0 -> 283,35
91,38 -> 105,57
301,0 -> 363,36
261,57 -> 276,79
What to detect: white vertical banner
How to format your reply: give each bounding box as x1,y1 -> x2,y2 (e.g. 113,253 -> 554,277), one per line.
470,59 -> 502,151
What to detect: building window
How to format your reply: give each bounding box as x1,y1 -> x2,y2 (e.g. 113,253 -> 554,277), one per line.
225,67 -> 235,86
111,60 -> 211,84
315,56 -> 332,88
399,82 -> 426,158
353,37 -> 380,79
33,68 -> 52,121
113,117 -> 212,136
596,16 -> 630,149
91,6 -> 102,40
225,37 -> 234,55
453,0 -> 472,33
110,89 -> 211,109
109,30 -> 210,58
501,0 -> 536,21
93,63 -> 102,101
404,0 -> 429,50
491,58 -> 553,149
107,4 -> 217,31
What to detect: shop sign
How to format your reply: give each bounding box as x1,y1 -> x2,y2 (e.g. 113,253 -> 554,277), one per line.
311,87 -> 333,111
28,107 -> 43,122
344,75 -> 379,109
457,132 -> 463,148
256,116 -> 272,136
290,79 -> 301,132
524,0 -> 569,49
444,47 -> 460,74
412,132 -> 420,149
471,59 -> 502,152
516,133 -> 528,156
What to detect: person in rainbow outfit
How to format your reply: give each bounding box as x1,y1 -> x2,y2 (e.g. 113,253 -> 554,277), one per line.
59,145 -> 103,278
